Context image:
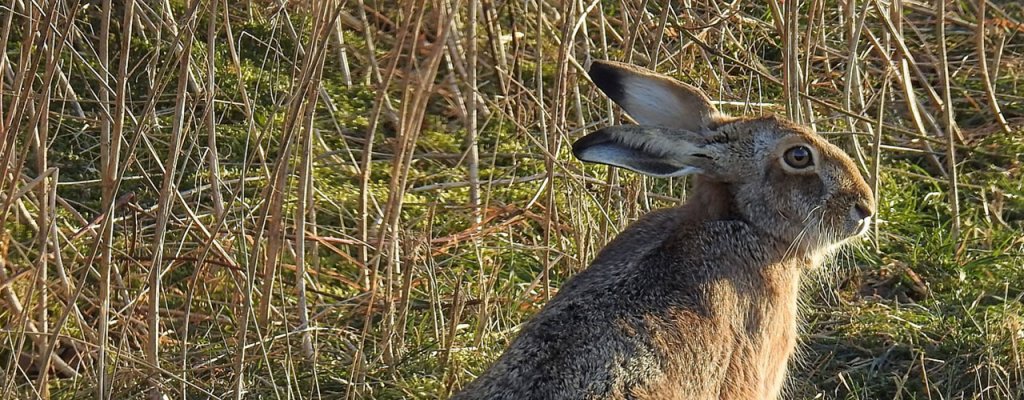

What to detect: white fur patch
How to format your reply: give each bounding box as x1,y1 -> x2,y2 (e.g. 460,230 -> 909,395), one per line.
623,78 -> 688,127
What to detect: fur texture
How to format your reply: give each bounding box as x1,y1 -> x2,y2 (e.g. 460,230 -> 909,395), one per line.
451,60 -> 875,400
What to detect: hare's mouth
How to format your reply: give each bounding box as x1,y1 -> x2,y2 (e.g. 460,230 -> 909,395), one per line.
819,216 -> 871,252
844,214 -> 872,238
854,217 -> 872,236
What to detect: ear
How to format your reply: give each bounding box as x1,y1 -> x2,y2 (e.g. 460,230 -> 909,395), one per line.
589,60 -> 720,132
572,125 -> 719,178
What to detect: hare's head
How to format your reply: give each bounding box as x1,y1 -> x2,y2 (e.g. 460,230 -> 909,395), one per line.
574,61 -> 874,257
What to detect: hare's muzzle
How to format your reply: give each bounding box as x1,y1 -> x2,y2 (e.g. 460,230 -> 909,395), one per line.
849,201 -> 874,236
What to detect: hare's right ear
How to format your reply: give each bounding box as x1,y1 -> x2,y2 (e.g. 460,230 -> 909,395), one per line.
589,60 -> 720,132
572,125 -> 722,178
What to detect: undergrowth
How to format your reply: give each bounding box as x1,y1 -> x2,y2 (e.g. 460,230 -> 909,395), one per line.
0,1 -> 1022,399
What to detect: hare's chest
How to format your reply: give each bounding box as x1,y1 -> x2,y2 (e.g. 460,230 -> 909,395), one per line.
756,307 -> 798,398
717,302 -> 798,400
751,278 -> 802,398
718,272 -> 802,399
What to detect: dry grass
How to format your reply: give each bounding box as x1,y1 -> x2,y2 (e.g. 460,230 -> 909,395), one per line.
1,0 -> 1023,399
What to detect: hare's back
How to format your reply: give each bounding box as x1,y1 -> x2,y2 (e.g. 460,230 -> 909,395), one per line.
452,293 -> 729,399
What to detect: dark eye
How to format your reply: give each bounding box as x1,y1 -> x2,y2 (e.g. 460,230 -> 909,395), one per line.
783,146 -> 814,169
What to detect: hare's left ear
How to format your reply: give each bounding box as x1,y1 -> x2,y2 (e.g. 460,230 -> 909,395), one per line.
572,125 -> 722,178
588,60 -> 721,132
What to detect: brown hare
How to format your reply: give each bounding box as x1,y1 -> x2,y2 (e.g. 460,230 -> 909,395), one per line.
451,60 -> 875,400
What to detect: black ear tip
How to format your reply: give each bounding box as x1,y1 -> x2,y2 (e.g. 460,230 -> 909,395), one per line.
588,61 -> 625,101
587,60 -> 613,75
571,142 -> 586,160
587,61 -> 618,82
571,142 -> 593,161
571,129 -> 612,161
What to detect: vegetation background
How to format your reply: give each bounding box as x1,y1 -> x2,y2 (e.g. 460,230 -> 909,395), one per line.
0,0 -> 1022,399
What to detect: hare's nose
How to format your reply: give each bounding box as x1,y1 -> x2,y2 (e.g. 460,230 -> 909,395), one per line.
852,201 -> 873,221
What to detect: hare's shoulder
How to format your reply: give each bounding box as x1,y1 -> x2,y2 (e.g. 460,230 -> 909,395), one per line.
514,209 -> 762,357
584,206 -> 763,278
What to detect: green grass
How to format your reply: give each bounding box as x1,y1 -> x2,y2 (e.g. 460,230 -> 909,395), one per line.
792,154 -> 1024,399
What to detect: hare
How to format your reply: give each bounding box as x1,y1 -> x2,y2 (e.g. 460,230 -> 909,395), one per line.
450,60 -> 875,400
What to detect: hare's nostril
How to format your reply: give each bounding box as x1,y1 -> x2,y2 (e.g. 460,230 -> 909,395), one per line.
852,202 -> 873,220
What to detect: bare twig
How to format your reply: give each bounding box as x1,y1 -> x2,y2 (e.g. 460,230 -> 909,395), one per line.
935,0 -> 961,245
975,0 -> 1012,134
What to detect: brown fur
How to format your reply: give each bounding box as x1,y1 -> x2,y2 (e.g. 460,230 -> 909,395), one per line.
451,61 -> 874,400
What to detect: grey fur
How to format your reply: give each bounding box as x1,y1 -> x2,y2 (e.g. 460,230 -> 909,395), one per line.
451,61 -> 874,400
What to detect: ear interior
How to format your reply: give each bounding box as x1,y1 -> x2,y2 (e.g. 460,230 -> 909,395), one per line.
572,126 -> 710,178
589,61 -> 720,132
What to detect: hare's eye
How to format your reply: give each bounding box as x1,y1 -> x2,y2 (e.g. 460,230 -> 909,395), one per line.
783,146 -> 814,169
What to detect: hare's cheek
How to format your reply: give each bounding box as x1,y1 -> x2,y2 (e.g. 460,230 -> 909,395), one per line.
766,164 -> 825,209
788,174 -> 827,216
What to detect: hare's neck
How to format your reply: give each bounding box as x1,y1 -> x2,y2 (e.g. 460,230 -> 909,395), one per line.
747,262 -> 804,398
758,261 -> 804,314
687,178 -> 735,222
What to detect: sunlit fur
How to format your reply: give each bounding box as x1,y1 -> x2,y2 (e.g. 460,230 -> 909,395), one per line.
701,116 -> 874,262
452,61 -> 876,400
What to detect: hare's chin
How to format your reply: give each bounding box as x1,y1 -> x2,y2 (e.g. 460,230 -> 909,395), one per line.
804,224 -> 868,257
825,224 -> 870,252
